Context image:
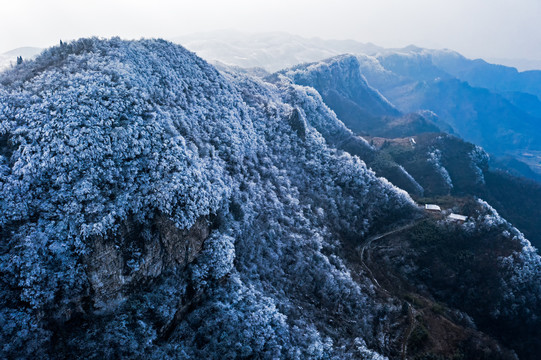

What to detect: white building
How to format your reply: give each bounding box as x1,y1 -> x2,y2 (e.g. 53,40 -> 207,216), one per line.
425,204 -> 441,211
448,213 -> 468,222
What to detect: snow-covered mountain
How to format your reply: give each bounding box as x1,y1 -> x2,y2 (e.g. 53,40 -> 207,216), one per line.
1,38 -> 540,359
0,37 -> 414,358
277,55 -> 443,138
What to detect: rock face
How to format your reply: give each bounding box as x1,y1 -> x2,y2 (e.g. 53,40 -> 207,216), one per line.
85,215 -> 210,311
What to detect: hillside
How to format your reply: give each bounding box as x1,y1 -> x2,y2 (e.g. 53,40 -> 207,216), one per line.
1,38 -> 540,359
370,133 -> 541,248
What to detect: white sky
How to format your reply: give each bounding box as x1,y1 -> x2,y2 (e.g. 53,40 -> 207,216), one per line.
1,0 -> 540,60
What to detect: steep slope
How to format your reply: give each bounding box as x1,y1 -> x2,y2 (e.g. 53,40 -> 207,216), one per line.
1,38 -> 540,360
277,55 -> 445,139
277,55 -> 399,134
0,38 -> 416,359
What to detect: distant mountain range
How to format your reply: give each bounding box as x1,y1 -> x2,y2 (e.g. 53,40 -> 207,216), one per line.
358,49 -> 541,156
488,57 -> 541,72
172,30 -> 384,72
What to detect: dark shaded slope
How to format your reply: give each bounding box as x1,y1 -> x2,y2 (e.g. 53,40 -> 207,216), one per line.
368,198 -> 541,360
375,133 -> 541,248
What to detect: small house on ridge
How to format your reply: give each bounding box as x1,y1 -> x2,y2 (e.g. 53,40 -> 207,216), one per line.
425,204 -> 441,212
448,213 -> 467,222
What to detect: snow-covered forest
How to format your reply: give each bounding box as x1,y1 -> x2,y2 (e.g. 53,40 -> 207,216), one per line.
1,38 -> 540,359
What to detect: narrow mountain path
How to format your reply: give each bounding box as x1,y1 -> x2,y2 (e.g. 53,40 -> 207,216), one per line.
355,219 -> 422,356
359,222 -> 419,262
356,220 -> 420,293
401,304 -> 416,360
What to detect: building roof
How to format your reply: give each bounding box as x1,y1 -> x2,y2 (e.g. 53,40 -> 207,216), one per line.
425,204 -> 441,211
448,213 -> 468,221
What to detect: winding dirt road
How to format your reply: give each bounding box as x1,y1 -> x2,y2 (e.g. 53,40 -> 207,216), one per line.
355,220 -> 422,359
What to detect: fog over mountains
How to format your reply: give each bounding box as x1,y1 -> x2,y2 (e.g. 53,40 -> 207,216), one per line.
0,47 -> 43,70
173,31 -> 384,72
1,35 -> 541,359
